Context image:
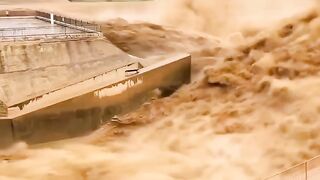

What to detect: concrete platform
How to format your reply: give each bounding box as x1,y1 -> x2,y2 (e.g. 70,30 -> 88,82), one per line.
0,9 -> 191,148
0,10 -> 101,40
0,17 -> 82,37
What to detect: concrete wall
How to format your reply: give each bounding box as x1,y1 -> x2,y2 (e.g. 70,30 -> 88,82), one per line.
0,54 -> 191,147
0,39 -> 138,107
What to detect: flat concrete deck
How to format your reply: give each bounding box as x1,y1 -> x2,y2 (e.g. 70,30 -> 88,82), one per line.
0,17 -> 82,37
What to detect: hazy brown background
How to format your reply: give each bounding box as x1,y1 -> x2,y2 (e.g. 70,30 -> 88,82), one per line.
0,0 -> 316,36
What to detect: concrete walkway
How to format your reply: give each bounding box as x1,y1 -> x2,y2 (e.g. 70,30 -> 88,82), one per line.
0,16 -> 82,37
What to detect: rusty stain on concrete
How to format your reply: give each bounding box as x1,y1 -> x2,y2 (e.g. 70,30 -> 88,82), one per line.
94,78 -> 143,98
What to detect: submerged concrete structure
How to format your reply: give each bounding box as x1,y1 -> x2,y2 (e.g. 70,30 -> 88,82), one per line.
0,10 -> 191,147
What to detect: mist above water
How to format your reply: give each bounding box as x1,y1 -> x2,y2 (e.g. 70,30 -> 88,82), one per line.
0,0 -> 316,36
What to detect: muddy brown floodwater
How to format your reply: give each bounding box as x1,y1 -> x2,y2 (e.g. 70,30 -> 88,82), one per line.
1,0 -> 320,180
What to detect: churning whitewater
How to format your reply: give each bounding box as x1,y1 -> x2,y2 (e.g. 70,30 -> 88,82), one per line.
0,0 -> 319,179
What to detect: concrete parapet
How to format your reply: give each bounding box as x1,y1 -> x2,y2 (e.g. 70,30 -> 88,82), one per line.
0,10 -> 37,17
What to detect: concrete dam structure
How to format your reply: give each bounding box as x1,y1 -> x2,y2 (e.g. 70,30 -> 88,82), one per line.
0,10 -> 191,147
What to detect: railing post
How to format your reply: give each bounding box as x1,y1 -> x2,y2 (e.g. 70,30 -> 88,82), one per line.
50,13 -> 54,25
305,161 -> 308,180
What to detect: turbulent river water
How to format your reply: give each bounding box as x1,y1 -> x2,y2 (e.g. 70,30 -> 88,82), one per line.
0,0 -> 320,179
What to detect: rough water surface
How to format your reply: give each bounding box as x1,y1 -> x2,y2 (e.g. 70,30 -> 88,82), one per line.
0,0 -> 320,180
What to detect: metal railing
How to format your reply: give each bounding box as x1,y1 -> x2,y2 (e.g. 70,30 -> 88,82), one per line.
0,26 -> 95,36
265,155 -> 320,180
36,11 -> 101,32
